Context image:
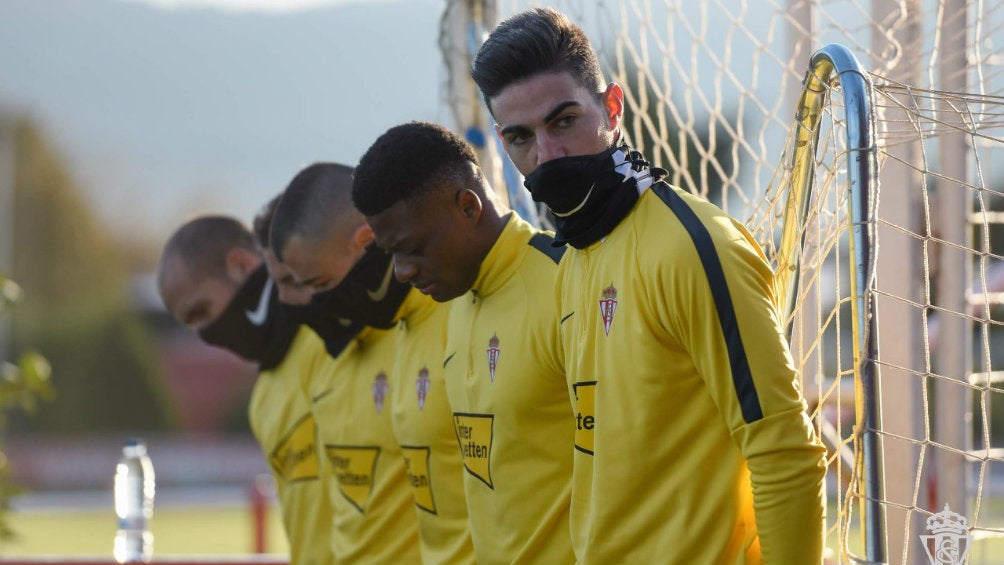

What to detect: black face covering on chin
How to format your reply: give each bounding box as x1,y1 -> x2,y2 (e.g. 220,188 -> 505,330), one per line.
197,263 -> 299,371
523,144 -> 664,249
523,145 -> 619,216
300,244 -> 411,334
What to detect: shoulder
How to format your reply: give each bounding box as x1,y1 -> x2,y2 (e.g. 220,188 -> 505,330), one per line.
638,183 -> 768,269
526,230 -> 566,266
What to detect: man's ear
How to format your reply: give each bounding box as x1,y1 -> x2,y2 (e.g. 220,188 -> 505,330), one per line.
351,222 -> 375,253
224,247 -> 262,284
456,188 -> 484,222
602,82 -> 624,131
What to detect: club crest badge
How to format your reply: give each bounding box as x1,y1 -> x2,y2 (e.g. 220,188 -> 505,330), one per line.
416,367 -> 430,411
599,283 -> 618,336
373,371 -> 388,413
486,334 -> 500,382
920,504 -> 971,565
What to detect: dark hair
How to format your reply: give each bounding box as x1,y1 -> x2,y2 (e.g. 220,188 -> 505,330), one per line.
252,194 -> 282,250
352,121 -> 481,216
472,7 -> 605,111
269,162 -> 356,261
159,215 -> 256,281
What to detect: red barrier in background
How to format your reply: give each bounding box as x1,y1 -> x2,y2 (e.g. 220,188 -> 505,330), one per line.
249,475 -> 271,555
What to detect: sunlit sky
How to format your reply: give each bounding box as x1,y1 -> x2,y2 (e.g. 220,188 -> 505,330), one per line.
130,0 -> 369,12
0,0 -> 445,245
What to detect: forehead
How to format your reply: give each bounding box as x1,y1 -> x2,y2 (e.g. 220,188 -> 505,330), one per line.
158,255 -> 196,306
281,233 -> 344,278
369,194 -> 451,247
490,71 -> 599,126
160,264 -> 233,323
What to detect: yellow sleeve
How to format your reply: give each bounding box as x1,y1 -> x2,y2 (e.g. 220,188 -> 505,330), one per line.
659,190 -> 827,565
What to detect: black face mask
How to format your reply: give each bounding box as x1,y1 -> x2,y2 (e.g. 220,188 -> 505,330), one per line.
523,144 -> 664,249
284,304 -> 363,359
197,264 -> 299,371
305,244 -> 411,330
523,145 -> 620,216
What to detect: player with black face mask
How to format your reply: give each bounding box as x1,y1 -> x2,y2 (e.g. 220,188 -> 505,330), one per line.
157,214 -> 345,565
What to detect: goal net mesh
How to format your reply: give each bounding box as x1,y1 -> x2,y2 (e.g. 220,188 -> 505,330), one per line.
443,1 -> 1004,563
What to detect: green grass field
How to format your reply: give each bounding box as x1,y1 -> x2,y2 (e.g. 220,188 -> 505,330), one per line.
0,505 -> 289,558
5,498 -> 1004,562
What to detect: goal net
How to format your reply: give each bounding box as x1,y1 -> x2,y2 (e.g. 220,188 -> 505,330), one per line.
441,1 -> 1004,563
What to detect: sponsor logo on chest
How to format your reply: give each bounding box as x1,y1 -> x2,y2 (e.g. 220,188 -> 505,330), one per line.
453,413 -> 494,488
326,445 -> 380,513
269,414 -> 320,481
573,381 -> 596,455
401,446 -> 437,514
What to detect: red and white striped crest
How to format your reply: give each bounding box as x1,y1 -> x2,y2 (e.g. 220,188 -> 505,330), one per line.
373,371 -> 388,413
599,284 -> 618,336
416,367 -> 430,411
486,333 -> 500,381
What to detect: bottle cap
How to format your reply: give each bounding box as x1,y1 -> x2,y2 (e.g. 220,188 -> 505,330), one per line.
122,438 -> 147,457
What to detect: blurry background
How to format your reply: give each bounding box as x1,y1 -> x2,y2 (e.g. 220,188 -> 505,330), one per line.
0,0 -> 444,556
1,0 -> 1002,562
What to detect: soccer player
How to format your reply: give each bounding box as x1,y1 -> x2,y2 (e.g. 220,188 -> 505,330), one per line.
351,121 -> 575,565
156,215 -> 339,565
270,163 -> 474,565
472,8 -> 828,565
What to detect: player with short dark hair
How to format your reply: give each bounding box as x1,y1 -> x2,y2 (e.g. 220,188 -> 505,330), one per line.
271,163 -> 473,565
353,121 -> 574,565
157,215 -> 338,565
253,195 -> 313,307
158,216 -> 259,330
471,8 -> 605,113
473,8 -> 827,565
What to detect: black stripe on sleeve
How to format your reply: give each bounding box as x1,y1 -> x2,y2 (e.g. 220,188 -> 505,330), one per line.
652,183 -> 764,423
528,232 -> 566,264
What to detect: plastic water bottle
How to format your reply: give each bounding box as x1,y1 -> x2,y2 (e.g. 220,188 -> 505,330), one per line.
113,439 -> 155,563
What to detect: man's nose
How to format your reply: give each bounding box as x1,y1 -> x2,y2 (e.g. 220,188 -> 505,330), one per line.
536,132 -> 566,165
394,257 -> 418,284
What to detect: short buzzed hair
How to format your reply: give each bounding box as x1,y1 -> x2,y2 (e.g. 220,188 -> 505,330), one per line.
270,162 -> 358,261
158,215 -> 256,284
352,121 -> 481,217
472,7 -> 605,113
252,194 -> 282,251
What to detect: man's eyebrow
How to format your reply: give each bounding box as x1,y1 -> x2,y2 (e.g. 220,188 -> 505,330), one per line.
377,230 -> 413,253
542,100 -> 581,124
497,101 -> 582,138
497,123 -> 532,139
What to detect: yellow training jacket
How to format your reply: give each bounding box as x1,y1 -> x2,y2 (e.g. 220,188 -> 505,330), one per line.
558,184 -> 827,565
311,326 -> 421,565
444,213 -> 575,565
250,326 -> 336,565
391,290 -> 475,565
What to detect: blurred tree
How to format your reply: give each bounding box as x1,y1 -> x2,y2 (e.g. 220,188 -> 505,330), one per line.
5,116 -> 177,432
0,274 -> 54,539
